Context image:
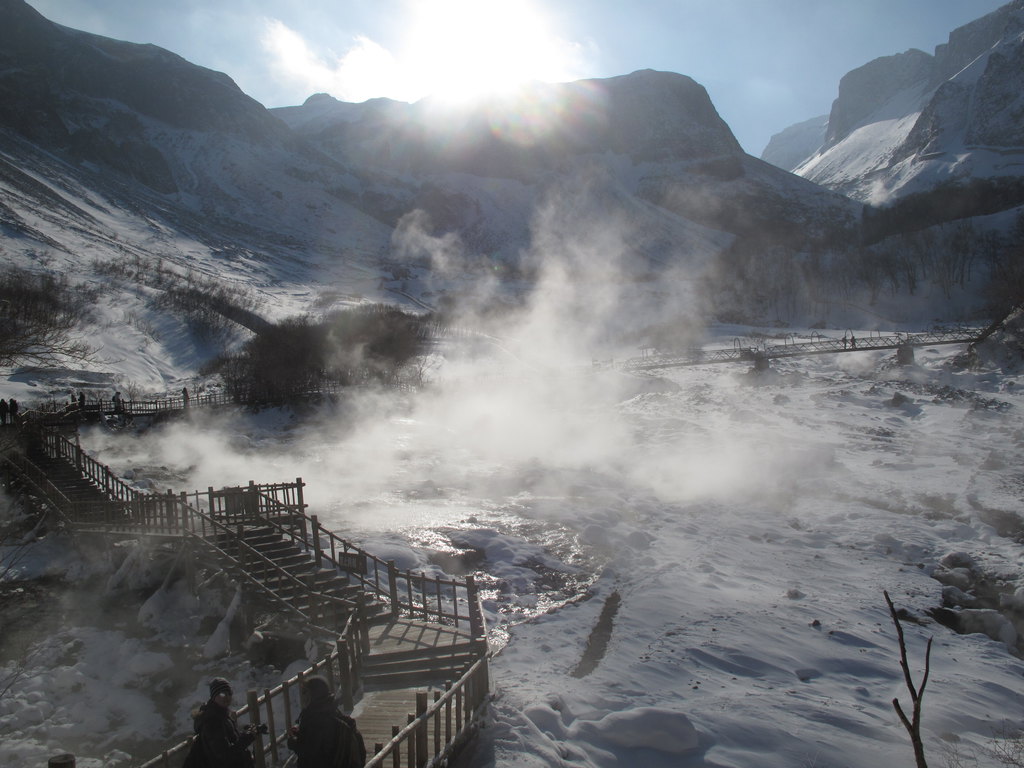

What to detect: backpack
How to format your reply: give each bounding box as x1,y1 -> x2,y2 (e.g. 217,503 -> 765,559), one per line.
334,713 -> 367,768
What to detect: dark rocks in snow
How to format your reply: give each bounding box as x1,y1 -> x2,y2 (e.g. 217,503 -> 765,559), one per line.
930,549 -> 1024,653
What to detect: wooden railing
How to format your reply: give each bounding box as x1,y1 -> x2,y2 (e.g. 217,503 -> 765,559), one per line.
248,495 -> 486,638
25,426 -> 486,639
7,426 -> 491,767
364,656 -> 490,768
138,609 -> 368,768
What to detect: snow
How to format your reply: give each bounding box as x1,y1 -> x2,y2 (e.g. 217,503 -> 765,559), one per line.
5,325 -> 1024,767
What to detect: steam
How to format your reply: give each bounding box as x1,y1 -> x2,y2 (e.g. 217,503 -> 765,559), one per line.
79,181 -> 819,537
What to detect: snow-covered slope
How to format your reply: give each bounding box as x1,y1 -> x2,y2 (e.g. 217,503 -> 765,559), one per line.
0,0 -> 868,379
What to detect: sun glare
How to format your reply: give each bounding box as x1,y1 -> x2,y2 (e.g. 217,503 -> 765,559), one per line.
401,0 -> 581,103
262,1 -> 584,107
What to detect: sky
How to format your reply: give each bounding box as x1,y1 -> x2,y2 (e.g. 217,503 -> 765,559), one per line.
23,0 -> 1012,159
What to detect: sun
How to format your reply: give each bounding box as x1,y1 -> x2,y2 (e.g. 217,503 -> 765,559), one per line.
400,0 -> 581,103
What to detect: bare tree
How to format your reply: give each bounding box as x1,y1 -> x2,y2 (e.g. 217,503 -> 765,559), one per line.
886,590 -> 932,768
0,267 -> 96,366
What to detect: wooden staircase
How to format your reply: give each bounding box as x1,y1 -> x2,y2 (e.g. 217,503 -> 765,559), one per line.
5,425 -> 491,768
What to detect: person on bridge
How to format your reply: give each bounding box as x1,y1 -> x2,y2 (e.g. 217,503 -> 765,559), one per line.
287,675 -> 366,768
184,677 -> 258,768
849,333 -> 857,349
182,386 -> 190,407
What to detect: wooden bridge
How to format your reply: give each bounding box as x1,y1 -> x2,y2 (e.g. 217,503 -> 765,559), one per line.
622,326 -> 987,372
1,425 -> 490,768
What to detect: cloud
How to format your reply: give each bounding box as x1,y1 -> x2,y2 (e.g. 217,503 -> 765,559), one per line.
260,19 -> 414,103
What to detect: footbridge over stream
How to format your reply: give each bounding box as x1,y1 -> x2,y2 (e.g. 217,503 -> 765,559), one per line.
622,326 -> 988,373
1,425 -> 490,768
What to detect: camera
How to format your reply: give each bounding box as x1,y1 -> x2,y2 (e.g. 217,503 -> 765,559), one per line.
245,723 -> 270,735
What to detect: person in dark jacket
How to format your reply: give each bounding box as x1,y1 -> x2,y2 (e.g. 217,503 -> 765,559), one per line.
287,676 -> 365,768
191,677 -> 256,768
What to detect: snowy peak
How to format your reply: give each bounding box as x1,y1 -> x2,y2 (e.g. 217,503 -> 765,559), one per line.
0,0 -> 278,143
274,69 -> 743,177
777,0 -> 1024,210
825,49 -> 934,148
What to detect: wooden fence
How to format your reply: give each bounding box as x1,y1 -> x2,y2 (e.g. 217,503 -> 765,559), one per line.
6,426 -> 491,767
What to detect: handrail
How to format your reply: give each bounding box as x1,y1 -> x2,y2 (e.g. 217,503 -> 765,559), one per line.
9,426 -> 491,768
364,656 -> 491,768
138,610 -> 368,768
270,499 -> 486,638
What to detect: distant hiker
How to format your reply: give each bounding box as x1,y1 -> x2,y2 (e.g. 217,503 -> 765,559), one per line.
78,391 -> 86,411
184,677 -> 259,768
842,335 -> 848,350
8,398 -> 18,424
0,399 -> 7,426
850,334 -> 857,349
182,387 -> 190,407
112,391 -> 123,413
287,675 -> 366,768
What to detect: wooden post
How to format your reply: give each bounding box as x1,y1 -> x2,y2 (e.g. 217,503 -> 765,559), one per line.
433,690 -> 442,755
311,514 -> 323,568
415,692 -> 428,767
406,714 -> 416,768
467,575 -> 483,639
296,477 -> 306,516
179,492 -> 189,535
444,682 -> 453,744
388,561 -> 400,618
263,687 -> 279,765
391,726 -> 400,768
246,690 -> 266,768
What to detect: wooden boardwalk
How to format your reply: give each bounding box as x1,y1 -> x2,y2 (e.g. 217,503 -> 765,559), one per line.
1,424 -> 490,768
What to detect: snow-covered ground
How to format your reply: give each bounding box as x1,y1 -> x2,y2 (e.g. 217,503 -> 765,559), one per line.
3,322 -> 1024,767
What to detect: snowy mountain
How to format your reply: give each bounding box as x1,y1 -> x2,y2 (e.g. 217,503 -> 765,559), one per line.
767,0 -> 1024,219
0,0 -> 865,363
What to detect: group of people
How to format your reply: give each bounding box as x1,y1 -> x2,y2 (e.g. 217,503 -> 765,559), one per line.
0,397 -> 18,426
185,675 -> 366,768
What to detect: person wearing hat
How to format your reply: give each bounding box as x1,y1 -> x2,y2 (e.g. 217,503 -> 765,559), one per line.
187,677 -> 258,767
287,675 -> 366,768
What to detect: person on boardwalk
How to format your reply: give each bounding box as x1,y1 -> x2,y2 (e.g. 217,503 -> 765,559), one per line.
0,399 -> 7,426
850,333 -> 857,349
185,677 -> 258,768
287,675 -> 366,768
182,386 -> 190,407
8,398 -> 17,424
112,391 -> 123,413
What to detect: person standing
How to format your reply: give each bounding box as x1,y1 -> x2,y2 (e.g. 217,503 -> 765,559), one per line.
287,675 -> 366,768
8,398 -> 17,424
186,677 -> 257,768
0,399 -> 7,426
182,386 -> 190,407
